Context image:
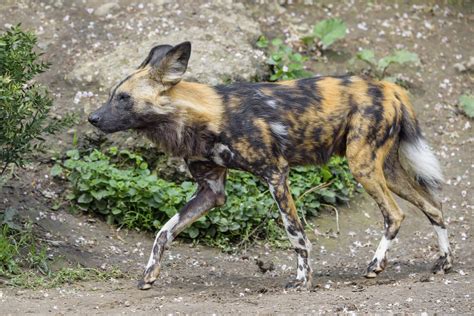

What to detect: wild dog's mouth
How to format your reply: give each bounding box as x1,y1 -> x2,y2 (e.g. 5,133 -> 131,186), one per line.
88,109 -> 141,134
88,113 -> 117,134
88,112 -> 101,126
92,125 -> 121,134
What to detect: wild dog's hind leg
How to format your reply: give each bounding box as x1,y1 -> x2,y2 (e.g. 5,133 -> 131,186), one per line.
384,156 -> 452,274
266,167 -> 312,289
346,144 -> 405,278
138,161 -> 227,290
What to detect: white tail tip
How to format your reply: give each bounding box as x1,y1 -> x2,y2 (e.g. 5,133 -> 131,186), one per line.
400,138 -> 444,189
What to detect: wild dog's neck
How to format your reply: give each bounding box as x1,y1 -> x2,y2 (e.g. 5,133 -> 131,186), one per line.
143,81 -> 224,158
168,81 -> 223,133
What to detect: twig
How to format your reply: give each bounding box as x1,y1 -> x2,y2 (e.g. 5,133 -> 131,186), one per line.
37,238 -> 64,246
0,163 -> 9,176
236,217 -> 268,249
321,203 -> 340,234
295,180 -> 334,203
295,180 -> 334,226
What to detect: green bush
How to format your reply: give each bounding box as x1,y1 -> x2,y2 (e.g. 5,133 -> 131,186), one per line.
0,25 -> 74,179
54,147 -> 357,248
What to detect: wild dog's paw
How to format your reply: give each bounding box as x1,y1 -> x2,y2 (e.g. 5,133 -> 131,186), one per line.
138,264 -> 161,290
285,278 -> 311,290
137,279 -> 154,290
432,253 -> 453,275
365,257 -> 387,278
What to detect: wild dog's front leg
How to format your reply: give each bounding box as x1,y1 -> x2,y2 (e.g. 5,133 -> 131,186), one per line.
266,169 -> 312,290
138,161 -> 227,290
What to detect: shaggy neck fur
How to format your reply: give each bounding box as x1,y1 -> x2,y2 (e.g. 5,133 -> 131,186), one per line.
141,81 -> 224,159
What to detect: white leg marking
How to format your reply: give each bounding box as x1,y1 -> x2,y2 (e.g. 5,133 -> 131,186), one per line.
206,178 -> 224,195
145,214 -> 180,269
268,183 -> 310,250
296,255 -> 305,280
433,225 -> 450,255
373,235 -> 392,262
268,183 -> 276,197
268,182 -> 311,283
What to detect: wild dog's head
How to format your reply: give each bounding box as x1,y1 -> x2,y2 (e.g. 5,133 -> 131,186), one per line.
88,42 -> 191,133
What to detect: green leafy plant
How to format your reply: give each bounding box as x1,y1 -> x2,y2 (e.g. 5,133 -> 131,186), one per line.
301,18 -> 347,50
256,36 -> 311,81
55,147 -> 357,249
351,49 -> 420,79
458,94 -> 474,118
0,25 -> 75,180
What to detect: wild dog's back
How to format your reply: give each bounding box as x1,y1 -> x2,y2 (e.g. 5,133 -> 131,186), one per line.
214,75 -> 408,170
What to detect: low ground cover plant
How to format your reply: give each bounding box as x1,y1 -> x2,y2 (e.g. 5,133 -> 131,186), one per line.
54,148 -> 357,249
300,18 -> 347,50
350,49 -> 420,82
458,94 -> 474,118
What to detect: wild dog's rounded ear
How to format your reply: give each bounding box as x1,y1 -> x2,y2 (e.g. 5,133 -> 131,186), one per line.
150,41 -> 191,86
139,44 -> 173,69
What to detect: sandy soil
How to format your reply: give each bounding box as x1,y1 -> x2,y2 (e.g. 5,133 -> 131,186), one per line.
0,0 -> 473,314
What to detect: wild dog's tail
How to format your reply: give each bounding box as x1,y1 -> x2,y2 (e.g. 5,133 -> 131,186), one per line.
397,93 -> 443,196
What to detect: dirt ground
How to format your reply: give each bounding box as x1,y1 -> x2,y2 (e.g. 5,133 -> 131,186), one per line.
0,0 -> 473,314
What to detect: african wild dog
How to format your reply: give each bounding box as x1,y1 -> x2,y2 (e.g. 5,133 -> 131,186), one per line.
89,42 -> 452,290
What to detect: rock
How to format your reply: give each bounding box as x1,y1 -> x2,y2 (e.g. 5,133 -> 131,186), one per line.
53,0 -> 63,8
67,2 -> 265,87
94,2 -> 119,17
255,259 -> 275,273
454,56 -> 474,73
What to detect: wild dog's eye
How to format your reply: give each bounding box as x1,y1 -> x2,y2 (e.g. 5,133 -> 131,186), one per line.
117,93 -> 131,102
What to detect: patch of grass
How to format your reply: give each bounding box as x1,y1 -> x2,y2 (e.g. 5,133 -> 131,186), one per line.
0,209 -> 49,276
7,266 -> 126,289
0,225 -> 19,275
0,209 -> 126,288
54,148 -> 357,249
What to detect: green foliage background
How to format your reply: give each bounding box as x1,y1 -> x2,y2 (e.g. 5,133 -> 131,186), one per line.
55,148 -> 357,248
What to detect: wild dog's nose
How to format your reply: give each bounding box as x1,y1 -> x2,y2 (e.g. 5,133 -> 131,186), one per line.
88,113 -> 101,125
